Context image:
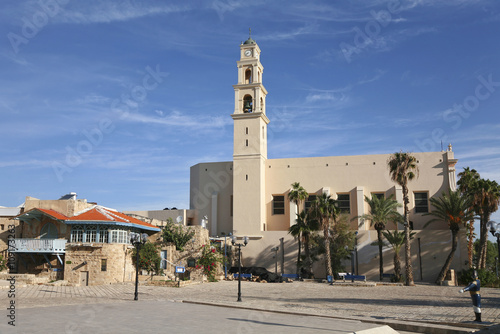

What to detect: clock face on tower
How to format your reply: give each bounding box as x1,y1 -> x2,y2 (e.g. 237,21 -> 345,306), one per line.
244,50 -> 252,57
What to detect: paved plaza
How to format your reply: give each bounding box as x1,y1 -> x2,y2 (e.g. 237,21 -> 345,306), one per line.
1,279 -> 499,333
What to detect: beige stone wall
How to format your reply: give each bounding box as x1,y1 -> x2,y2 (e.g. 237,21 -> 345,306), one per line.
0,217 -> 18,255
64,243 -> 134,285
24,196 -> 92,217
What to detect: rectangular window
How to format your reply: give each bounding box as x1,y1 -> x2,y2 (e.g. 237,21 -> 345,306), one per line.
415,192 -> 429,213
230,195 -> 233,217
337,194 -> 350,214
272,195 -> 285,215
372,193 -> 385,200
305,195 -> 317,211
101,259 -> 107,271
0,224 -> 4,231
111,231 -> 118,243
99,230 -> 109,243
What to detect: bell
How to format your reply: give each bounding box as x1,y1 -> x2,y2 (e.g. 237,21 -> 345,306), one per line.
243,100 -> 252,112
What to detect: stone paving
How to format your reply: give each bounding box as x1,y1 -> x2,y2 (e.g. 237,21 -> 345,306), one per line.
1,279 -> 500,331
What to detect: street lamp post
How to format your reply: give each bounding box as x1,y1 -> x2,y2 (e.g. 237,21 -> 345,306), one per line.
130,232 -> 148,301
487,221 -> 500,275
271,246 -> 279,275
221,232 -> 232,279
232,235 -> 248,302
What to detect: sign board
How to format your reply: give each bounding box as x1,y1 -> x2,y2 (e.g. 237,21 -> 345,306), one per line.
175,266 -> 185,274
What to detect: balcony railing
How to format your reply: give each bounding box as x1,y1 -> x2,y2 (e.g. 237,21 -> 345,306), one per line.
11,239 -> 66,253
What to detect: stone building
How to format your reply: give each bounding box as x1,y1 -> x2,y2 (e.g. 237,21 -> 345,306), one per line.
188,36 -> 467,282
10,195 -> 161,285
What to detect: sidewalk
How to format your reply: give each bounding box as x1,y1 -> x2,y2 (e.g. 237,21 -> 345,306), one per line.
1,279 -> 498,333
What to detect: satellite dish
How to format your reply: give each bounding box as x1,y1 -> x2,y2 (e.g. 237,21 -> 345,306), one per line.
176,216 -> 183,224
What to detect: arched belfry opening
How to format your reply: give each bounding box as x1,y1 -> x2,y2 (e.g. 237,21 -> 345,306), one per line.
243,95 -> 253,113
245,68 -> 252,84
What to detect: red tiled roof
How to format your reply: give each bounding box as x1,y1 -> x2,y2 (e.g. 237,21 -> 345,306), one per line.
17,208 -> 69,220
68,206 -> 159,231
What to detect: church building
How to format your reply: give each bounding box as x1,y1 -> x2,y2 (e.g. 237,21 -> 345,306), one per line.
189,36 -> 467,281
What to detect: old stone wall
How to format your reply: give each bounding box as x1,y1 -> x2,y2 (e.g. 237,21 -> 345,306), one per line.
0,217 -> 17,255
64,243 -> 134,286
158,226 -> 217,281
24,196 -> 92,217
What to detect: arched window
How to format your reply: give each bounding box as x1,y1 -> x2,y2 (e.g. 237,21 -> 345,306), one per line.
260,97 -> 264,112
245,68 -> 252,84
243,95 -> 253,113
71,225 -> 83,243
40,222 -> 58,239
86,225 -> 97,242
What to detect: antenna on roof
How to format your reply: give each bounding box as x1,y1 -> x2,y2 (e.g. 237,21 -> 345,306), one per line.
249,27 -> 251,38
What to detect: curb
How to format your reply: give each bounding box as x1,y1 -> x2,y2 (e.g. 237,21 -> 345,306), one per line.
181,300 -> 486,334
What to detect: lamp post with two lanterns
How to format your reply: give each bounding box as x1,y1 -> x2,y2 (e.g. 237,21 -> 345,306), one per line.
130,232 -> 148,301
232,235 -> 248,302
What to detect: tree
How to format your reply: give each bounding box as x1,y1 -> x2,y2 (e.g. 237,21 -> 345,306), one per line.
457,167 -> 480,268
289,210 -> 319,278
472,178 -> 500,269
309,215 -> 354,277
424,190 -> 474,284
382,230 -> 415,283
358,195 -> 402,281
388,151 -> 419,286
132,241 -> 162,279
310,193 -> 339,280
162,218 -> 195,251
288,182 -> 309,275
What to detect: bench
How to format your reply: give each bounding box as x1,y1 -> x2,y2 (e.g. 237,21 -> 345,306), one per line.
339,273 -> 366,282
281,274 -> 299,280
382,273 -> 395,280
233,273 -> 252,279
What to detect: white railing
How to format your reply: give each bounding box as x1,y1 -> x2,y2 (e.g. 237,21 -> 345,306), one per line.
12,239 -> 66,253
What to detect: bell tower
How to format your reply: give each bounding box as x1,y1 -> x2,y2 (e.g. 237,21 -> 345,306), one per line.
231,31 -> 269,235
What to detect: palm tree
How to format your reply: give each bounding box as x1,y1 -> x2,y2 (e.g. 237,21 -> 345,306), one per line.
358,195 -> 402,281
382,230 -> 414,282
310,193 -> 339,280
457,167 -> 480,268
388,151 -> 419,286
473,178 -> 500,269
288,182 -> 309,275
289,210 -> 318,278
424,190 -> 474,283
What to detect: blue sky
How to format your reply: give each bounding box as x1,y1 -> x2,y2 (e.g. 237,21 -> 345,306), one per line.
1,1 -> 500,222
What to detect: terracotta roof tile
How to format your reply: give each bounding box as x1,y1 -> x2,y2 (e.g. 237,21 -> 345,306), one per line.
68,206 -> 160,231
17,208 -> 69,220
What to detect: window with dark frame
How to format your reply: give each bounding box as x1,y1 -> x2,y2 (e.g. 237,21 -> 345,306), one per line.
272,195 -> 285,215
414,192 -> 429,213
372,193 -> 384,200
101,259 -> 107,271
337,194 -> 350,214
305,195 -> 317,212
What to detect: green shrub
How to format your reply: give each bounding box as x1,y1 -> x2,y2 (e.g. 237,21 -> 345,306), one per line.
457,268 -> 500,288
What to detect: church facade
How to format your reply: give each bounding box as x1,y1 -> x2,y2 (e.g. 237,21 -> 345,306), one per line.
189,36 -> 467,281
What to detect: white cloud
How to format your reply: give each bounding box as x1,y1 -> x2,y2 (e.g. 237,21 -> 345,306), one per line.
56,2 -> 191,24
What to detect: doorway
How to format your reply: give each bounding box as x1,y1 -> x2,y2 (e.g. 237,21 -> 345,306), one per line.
80,271 -> 89,286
